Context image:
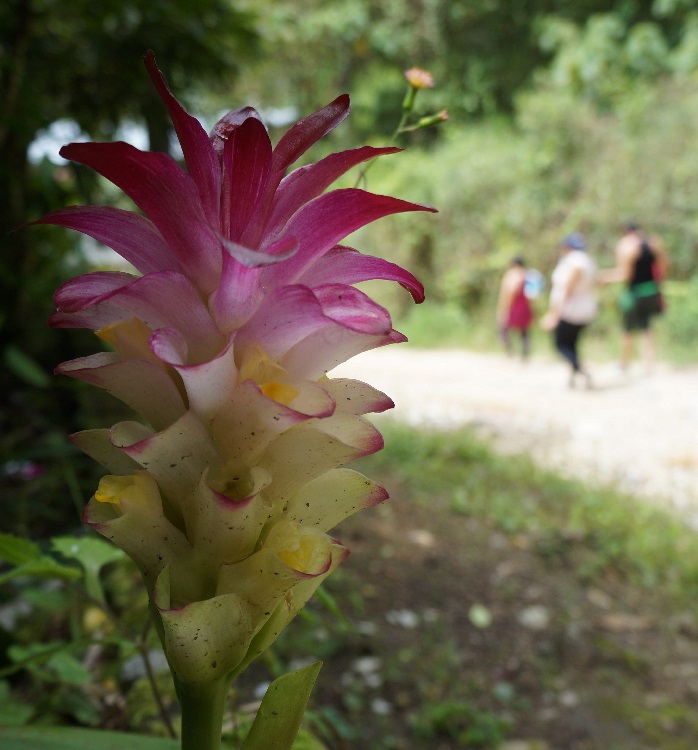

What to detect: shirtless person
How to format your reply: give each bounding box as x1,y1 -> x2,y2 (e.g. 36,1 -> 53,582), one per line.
598,223 -> 669,372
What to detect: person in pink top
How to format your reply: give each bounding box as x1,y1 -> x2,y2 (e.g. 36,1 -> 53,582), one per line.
497,256 -> 534,360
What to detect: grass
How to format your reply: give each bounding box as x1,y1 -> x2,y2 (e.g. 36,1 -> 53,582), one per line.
5,422 -> 698,748
288,424 -> 698,748
361,422 -> 698,594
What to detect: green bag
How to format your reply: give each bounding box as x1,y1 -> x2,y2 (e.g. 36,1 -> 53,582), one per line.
618,289 -> 635,312
618,281 -> 659,312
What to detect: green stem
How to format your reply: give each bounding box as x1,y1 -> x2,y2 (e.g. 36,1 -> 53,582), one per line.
176,675 -> 231,750
353,111 -> 410,189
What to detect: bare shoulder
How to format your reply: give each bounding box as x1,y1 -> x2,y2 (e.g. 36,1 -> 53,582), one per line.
616,234 -> 640,261
610,234 -> 641,281
649,233 -> 668,257
502,266 -> 524,289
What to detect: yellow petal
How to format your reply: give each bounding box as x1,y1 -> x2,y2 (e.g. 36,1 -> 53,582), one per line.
239,343 -> 298,405
96,318 -> 154,360
264,519 -> 331,576
260,381 -> 298,405
94,471 -> 158,510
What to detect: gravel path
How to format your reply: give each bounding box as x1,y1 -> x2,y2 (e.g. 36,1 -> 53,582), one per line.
332,347 -> 698,524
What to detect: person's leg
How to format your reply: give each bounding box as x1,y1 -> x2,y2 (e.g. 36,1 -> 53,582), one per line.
499,325 -> 512,355
620,331 -> 634,370
621,305 -> 639,370
520,327 -> 530,360
554,320 -> 581,371
555,321 -> 591,387
575,324 -> 592,388
636,298 -> 656,373
640,328 -> 655,373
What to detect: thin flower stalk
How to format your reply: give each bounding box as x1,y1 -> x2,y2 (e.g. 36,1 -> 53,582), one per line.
355,66 -> 446,188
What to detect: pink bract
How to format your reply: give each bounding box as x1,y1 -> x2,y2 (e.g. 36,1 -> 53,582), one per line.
42,51 -> 434,683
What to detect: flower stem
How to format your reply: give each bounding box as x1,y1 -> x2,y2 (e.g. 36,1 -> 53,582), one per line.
176,675 -> 231,750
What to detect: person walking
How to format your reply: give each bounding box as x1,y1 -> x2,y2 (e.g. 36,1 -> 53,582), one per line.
597,222 -> 669,373
541,233 -> 598,388
496,256 -> 534,360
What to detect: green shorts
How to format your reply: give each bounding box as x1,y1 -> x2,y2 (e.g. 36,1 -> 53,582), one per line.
622,292 -> 663,332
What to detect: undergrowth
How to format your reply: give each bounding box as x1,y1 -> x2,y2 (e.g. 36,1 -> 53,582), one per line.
3,424 -> 698,749
362,422 -> 698,595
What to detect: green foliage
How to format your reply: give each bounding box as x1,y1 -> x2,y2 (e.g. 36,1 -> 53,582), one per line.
353,68 -> 698,359
0,726 -> 179,750
3,345 -> 51,388
0,1 -> 261,543
0,682 -> 34,727
5,1 -> 698,556
0,528 -> 328,746
52,535 -> 125,605
0,532 -> 81,585
6,7 -> 698,747
662,277 -> 698,353
4,424 -> 698,747
8,643 -> 92,687
242,662 -> 322,750
0,535 -> 152,729
0,0 -> 259,148
366,423 -> 698,591
236,0 -> 698,123
409,699 -> 511,747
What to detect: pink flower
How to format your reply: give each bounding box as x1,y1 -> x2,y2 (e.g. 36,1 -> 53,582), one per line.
39,52 -> 434,683
404,67 -> 435,89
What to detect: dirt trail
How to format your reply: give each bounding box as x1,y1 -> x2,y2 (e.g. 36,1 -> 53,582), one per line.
332,347 -> 698,524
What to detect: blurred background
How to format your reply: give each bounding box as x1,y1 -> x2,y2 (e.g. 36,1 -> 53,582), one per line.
3,1 -> 698,748
4,0 -> 698,532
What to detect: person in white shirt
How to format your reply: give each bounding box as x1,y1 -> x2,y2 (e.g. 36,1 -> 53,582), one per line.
541,233 -> 598,388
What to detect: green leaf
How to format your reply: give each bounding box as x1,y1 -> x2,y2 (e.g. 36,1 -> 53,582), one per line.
242,661 -> 322,750
46,651 -> 92,686
0,560 -> 82,586
0,682 -> 33,727
51,535 -> 124,603
8,642 -> 68,663
0,726 -> 180,750
290,728 -> 326,750
0,533 -> 41,566
52,535 -> 124,571
2,642 -> 70,679
313,585 -> 352,629
4,345 -> 51,388
0,533 -> 81,585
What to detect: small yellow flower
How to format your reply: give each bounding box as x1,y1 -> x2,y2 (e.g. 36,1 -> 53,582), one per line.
239,343 -> 299,406
265,519 -> 332,576
404,67 -> 434,89
97,318 -> 154,359
94,471 -> 157,510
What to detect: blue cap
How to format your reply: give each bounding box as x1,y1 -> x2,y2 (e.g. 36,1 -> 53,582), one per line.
562,232 -> 586,250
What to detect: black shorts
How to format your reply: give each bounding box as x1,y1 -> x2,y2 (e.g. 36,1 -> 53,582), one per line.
622,293 -> 663,332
